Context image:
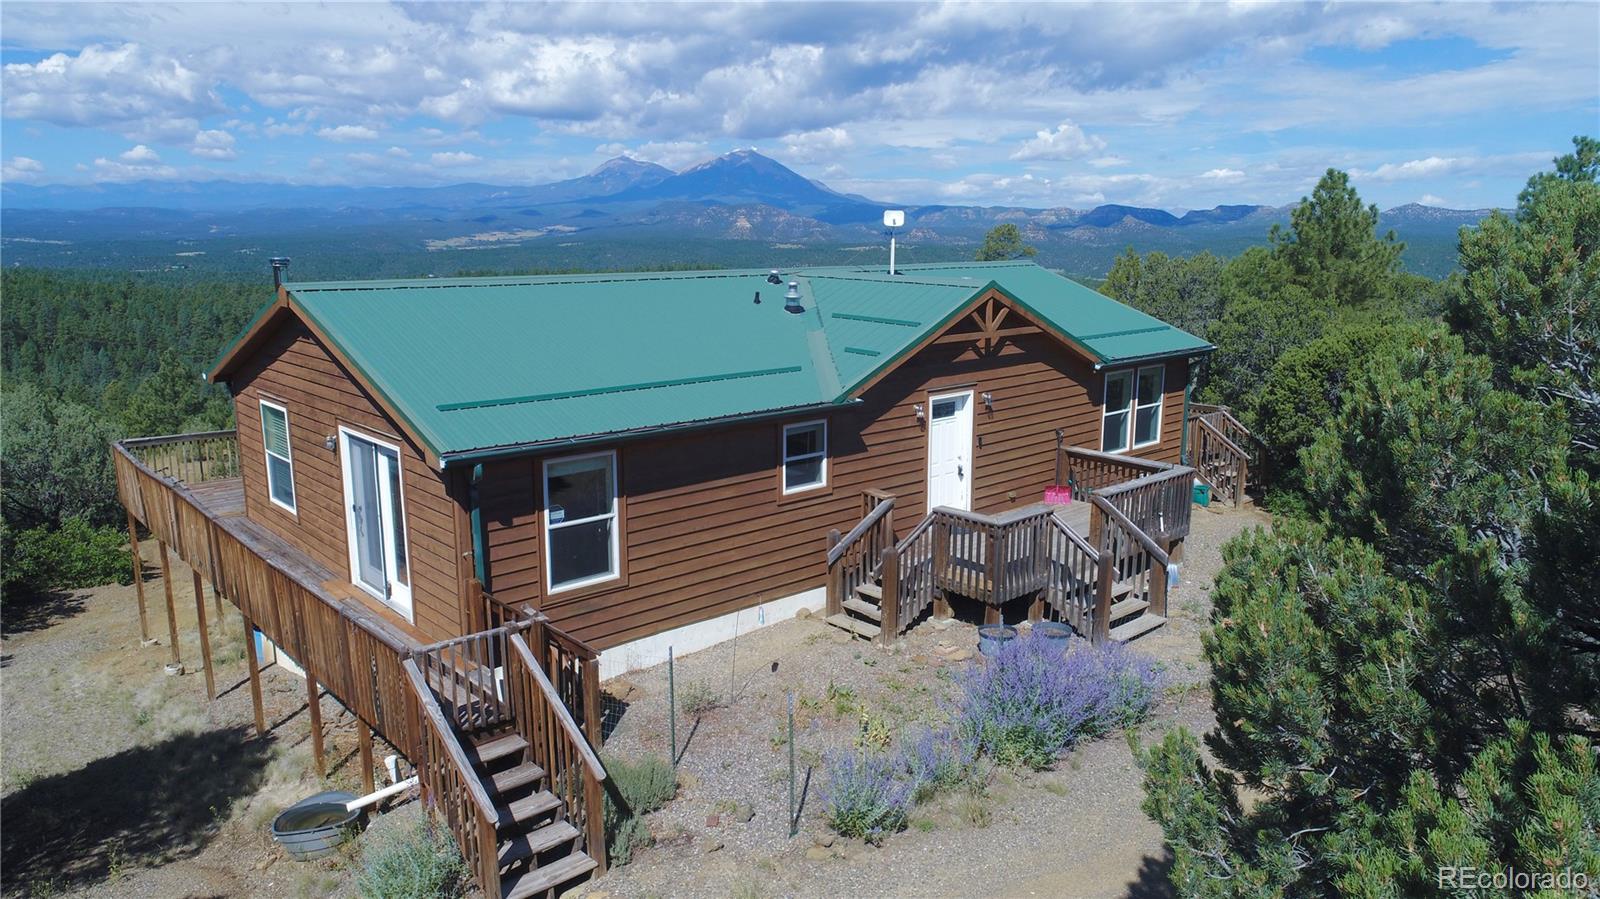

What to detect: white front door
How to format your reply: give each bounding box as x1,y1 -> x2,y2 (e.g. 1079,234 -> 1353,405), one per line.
927,391 -> 974,512
340,427 -> 413,619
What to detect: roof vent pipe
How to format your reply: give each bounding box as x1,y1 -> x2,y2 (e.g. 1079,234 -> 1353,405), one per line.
767,269 -> 783,285
784,281 -> 804,314
270,257 -> 291,289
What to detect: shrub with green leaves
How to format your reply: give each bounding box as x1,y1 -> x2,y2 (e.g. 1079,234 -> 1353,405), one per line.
601,752 -> 676,865
2,516 -> 132,599
356,817 -> 467,899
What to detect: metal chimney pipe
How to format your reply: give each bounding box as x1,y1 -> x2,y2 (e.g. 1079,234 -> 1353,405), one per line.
270,257 -> 291,289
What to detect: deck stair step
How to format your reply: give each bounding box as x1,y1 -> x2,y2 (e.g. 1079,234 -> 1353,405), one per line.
854,582 -> 883,601
842,597 -> 883,621
469,733 -> 527,768
1109,613 -> 1166,643
486,762 -> 545,795
824,613 -> 881,640
1108,597 -> 1149,621
500,850 -> 598,899
496,790 -> 562,829
497,820 -> 580,868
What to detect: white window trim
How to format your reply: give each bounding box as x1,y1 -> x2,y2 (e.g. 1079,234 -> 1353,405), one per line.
543,449 -> 621,595
1132,364 -> 1165,450
1100,371 -> 1134,455
781,419 -> 829,495
337,425 -> 413,622
259,398 -> 297,513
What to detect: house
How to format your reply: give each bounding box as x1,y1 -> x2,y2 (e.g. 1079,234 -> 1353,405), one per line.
112,259 -> 1241,898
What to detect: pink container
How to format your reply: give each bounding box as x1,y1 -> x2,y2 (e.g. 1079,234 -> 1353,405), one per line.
1044,485 -> 1072,505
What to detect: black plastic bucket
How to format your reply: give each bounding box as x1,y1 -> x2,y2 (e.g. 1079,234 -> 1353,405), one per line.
271,790 -> 363,860
977,624 -> 1018,657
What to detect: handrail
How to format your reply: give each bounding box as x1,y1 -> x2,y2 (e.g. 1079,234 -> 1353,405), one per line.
1050,509 -> 1099,557
928,501 -> 1054,528
412,620 -> 532,657
1061,445 -> 1176,472
1194,416 -> 1248,459
528,608 -> 604,659
893,514 -> 935,555
827,496 -> 896,566
510,633 -> 608,782
118,429 -> 239,448
1096,464 -> 1195,499
402,657 -> 500,822
1090,495 -> 1170,566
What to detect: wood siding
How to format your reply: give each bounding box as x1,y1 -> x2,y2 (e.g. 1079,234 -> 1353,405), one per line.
230,319 -> 464,642
483,319 -> 1192,649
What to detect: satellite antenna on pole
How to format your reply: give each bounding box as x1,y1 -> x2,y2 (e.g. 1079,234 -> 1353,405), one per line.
883,209 -> 905,275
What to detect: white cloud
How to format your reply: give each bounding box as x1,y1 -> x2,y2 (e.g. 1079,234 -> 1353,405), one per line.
1,42 -> 221,141
1010,121 -> 1106,162
2,156 -> 46,183
90,155 -> 179,181
430,151 -> 479,166
1201,167 -> 1246,182
1089,156 -> 1130,168
1419,193 -> 1451,207
191,129 -> 237,160
386,146 -> 412,159
779,127 -> 853,164
316,124 -> 380,142
120,144 -> 161,163
1356,156 -> 1463,181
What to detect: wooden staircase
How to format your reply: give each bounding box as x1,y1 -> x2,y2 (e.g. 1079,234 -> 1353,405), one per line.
463,730 -> 597,899
405,623 -> 609,899
828,580 -> 885,640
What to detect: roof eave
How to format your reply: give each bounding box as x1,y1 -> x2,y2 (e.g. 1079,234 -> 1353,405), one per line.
1090,345 -> 1217,371
436,398 -> 863,468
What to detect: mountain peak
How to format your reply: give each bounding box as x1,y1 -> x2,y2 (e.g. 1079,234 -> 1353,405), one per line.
587,155 -> 674,178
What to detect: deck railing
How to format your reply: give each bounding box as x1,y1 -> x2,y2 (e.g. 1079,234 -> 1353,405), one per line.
1189,404 -> 1259,506
825,493 -> 897,617
1089,494 -> 1170,636
1061,446 -> 1194,541
123,430 -> 241,485
1041,512 -> 1105,636
114,431 -> 608,896
404,657 -> 504,898
509,632 -> 607,873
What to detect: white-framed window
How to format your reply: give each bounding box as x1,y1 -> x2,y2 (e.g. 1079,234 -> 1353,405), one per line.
1133,365 -> 1165,448
781,420 -> 828,494
544,450 -> 620,593
259,399 -> 296,512
1101,366 -> 1165,453
1101,372 -> 1133,453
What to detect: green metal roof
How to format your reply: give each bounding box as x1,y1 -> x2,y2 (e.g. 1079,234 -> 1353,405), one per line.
220,261 -> 1210,463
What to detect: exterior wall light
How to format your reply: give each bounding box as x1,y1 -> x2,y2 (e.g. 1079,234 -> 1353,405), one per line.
324,435 -> 338,451
982,392 -> 994,409
913,403 -> 925,423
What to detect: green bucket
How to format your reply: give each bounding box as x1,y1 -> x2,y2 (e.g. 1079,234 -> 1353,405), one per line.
1193,482 -> 1211,507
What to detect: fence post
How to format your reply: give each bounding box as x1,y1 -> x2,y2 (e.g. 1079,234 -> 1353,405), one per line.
1094,548 -> 1114,645
668,645 -> 677,766
787,691 -> 797,838
878,546 -> 899,645
825,529 -> 843,616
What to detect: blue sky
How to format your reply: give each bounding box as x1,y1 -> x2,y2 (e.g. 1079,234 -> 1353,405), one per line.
2,1 -> 1595,210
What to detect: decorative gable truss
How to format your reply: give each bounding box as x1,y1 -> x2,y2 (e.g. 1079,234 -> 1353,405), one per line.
932,292 -> 1044,356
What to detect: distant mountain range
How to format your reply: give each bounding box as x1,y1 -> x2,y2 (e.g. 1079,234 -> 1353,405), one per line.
0,149 -> 1501,278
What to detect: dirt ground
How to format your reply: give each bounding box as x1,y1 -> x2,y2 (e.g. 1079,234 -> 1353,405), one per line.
0,501 -> 1267,899
0,540 -> 412,899
582,502 -> 1269,899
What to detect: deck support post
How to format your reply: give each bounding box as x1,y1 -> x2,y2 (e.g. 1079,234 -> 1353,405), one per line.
877,546 -> 899,645
1093,548 -> 1114,645
158,541 -> 182,667
933,591 -> 951,621
1235,459 -> 1248,508
1028,594 -> 1044,624
306,666 -> 326,777
825,529 -> 843,617
983,604 -> 1001,626
357,719 -> 376,796
192,569 -> 216,699
1150,539 -> 1170,619
582,655 -> 608,875
242,616 -> 267,736
127,511 -> 152,643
